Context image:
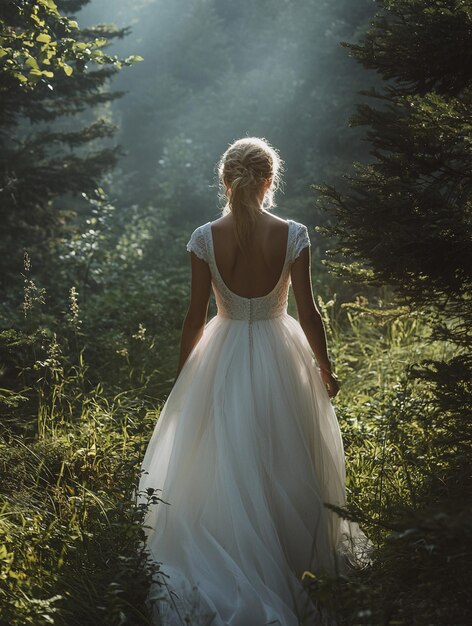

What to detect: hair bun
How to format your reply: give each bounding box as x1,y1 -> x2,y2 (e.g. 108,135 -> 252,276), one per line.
216,137 -> 284,250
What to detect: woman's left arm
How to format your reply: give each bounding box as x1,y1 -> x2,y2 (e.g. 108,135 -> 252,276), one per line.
174,251 -> 212,382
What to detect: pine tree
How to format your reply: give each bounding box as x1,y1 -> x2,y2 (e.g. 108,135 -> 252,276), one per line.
315,0 -> 471,338
0,0 -> 142,299
313,1 -> 472,622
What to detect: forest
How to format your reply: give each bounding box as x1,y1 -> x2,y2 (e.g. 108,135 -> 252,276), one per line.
0,0 -> 471,624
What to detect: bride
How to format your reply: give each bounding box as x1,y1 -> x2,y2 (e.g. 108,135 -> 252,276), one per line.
137,137 -> 369,626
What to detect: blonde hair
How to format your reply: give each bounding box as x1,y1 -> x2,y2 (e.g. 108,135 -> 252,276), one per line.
217,137 -> 284,255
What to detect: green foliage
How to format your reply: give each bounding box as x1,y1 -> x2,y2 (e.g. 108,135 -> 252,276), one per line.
0,0 -> 141,295
0,6 -> 156,619
54,198 -> 192,395
0,325 -> 160,625
311,0 -> 472,623
304,293 -> 470,624
313,1 -> 472,335
345,0 -> 472,95
0,0 -> 78,89
0,0 -> 139,91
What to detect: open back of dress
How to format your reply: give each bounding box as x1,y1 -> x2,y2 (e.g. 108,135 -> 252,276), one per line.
137,219 -> 369,626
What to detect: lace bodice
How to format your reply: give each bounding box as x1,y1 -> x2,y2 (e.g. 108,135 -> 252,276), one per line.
186,219 -> 310,320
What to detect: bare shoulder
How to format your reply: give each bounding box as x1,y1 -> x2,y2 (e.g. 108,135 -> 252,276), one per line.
262,215 -> 292,246
209,215 -> 231,231
264,213 -> 289,225
252,212 -> 290,231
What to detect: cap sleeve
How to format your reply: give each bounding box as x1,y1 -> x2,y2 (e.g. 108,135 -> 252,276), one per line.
186,225 -> 208,262
292,222 -> 311,261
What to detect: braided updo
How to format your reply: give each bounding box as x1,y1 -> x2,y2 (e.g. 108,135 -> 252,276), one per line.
217,137 -> 284,255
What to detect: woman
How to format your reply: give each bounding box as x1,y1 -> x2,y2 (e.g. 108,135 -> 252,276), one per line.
138,137 -> 368,626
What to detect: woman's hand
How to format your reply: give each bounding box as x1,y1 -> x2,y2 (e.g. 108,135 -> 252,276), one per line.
319,367 -> 340,399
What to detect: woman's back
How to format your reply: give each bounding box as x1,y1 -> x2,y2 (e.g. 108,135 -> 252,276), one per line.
187,218 -> 310,321
210,213 -> 290,299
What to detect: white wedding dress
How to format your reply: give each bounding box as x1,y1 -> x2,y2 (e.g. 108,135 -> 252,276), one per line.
137,219 -> 369,626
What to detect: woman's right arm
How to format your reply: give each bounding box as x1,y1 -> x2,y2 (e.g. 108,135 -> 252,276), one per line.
290,245 -> 340,398
174,251 -> 211,383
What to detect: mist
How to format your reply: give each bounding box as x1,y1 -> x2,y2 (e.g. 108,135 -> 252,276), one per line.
77,0 -> 375,224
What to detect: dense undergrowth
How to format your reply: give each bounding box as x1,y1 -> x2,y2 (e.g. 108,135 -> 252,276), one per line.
0,267 -> 161,624
0,330 -> 161,624
311,294 -> 470,625
1,279 -> 466,625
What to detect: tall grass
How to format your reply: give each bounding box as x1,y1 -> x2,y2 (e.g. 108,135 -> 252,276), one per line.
0,330 -> 163,625
307,292 -> 468,625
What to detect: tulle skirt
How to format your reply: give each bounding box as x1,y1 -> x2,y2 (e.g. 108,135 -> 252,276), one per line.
137,312 -> 369,626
